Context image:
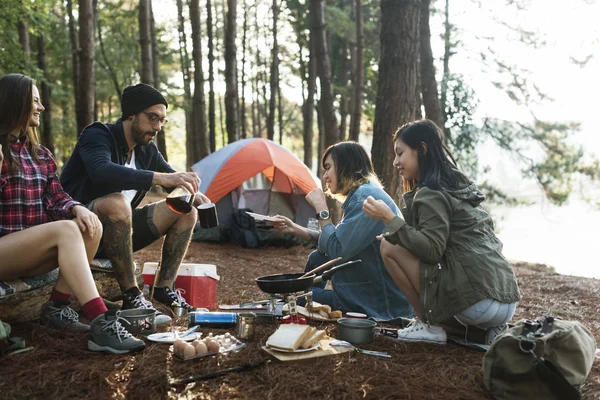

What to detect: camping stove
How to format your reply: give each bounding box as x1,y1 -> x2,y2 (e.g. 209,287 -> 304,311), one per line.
271,291 -> 312,325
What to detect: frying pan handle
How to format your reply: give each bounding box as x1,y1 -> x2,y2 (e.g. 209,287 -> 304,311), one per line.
314,259 -> 362,284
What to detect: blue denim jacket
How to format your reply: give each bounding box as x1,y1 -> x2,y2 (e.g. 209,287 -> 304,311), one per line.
318,182 -> 413,321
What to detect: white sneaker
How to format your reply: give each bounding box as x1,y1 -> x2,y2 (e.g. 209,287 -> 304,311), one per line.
396,318 -> 447,344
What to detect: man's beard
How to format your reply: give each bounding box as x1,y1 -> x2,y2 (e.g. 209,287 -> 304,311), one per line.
131,117 -> 156,145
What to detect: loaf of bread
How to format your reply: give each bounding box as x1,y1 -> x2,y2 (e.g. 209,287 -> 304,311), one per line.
266,324 -> 314,351
300,329 -> 326,349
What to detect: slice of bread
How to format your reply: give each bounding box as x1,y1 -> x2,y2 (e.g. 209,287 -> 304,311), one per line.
266,324 -> 314,351
306,302 -> 331,313
328,310 -> 342,319
300,329 -> 326,349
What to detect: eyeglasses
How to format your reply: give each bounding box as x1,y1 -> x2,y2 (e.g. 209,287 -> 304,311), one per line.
143,111 -> 168,126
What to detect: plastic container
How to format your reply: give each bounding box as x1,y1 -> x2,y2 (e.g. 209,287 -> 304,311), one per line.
143,263 -> 220,309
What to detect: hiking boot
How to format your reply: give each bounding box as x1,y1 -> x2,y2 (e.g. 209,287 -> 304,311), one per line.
396,318 -> 447,344
122,291 -> 172,326
484,325 -> 506,345
152,286 -> 197,312
88,311 -> 145,354
39,300 -> 90,333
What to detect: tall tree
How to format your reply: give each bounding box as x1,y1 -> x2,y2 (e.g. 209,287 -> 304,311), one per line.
240,1 -> 249,139
138,0 -> 153,84
77,0 -> 96,135
302,33 -> 316,169
36,34 -> 55,154
310,0 -> 338,150
348,0 -> 363,142
17,20 -> 30,58
176,0 -> 194,165
206,0 -> 216,152
267,0 -> 279,141
190,0 -> 209,163
420,0 -> 444,130
149,0 -> 168,160
224,0 -> 239,143
66,0 -> 80,137
372,0 -> 421,200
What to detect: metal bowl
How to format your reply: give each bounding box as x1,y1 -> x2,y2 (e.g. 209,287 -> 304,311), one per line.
118,308 -> 157,335
337,317 -> 377,344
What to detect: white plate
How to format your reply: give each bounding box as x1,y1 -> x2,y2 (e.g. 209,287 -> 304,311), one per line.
245,212 -> 280,222
147,332 -> 200,344
267,342 -> 321,353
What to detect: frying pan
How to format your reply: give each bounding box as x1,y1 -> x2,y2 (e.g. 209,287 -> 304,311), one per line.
255,259 -> 362,294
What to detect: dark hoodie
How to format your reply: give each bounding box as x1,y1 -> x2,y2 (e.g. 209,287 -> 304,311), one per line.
382,171 -> 520,324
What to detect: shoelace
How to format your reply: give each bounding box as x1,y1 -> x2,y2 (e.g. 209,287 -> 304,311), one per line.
57,306 -> 80,323
101,313 -> 133,343
401,318 -> 426,333
129,293 -> 155,310
167,288 -> 194,310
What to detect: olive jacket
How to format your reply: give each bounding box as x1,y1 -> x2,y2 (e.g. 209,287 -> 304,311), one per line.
382,172 -> 520,324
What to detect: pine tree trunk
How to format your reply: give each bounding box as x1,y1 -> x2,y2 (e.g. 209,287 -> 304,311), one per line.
440,0 -> 451,140
67,0 -> 81,138
149,0 -> 168,160
139,0 -> 153,84
207,0 -> 217,152
310,0 -> 338,150
267,0 -> 279,142
348,0 -> 363,142
77,0 -> 96,134
225,0 -> 240,144
176,0 -> 194,167
17,21 -> 30,58
190,0 -> 209,161
302,34 -> 316,169
372,0 -> 421,201
337,41 -> 349,142
240,1 -> 249,139
420,0 -> 444,130
36,34 -> 55,154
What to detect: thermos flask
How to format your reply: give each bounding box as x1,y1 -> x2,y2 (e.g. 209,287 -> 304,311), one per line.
188,312 -> 237,328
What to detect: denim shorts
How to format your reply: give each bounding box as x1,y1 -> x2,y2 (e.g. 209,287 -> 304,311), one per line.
454,299 -> 517,329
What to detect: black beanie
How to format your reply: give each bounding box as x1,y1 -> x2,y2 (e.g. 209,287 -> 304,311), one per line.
121,83 -> 168,119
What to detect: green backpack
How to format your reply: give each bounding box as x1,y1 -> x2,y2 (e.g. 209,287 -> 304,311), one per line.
482,317 -> 596,400
0,319 -> 32,355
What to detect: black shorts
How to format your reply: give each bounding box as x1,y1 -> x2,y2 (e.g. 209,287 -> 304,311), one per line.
88,201 -> 162,258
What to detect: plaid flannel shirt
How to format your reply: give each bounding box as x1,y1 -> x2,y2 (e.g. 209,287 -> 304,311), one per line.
0,137 -> 80,238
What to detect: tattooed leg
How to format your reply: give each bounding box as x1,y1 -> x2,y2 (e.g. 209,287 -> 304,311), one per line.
156,225 -> 194,287
93,194 -> 137,292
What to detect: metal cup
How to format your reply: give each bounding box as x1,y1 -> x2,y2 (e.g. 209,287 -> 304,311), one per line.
197,203 -> 219,228
235,312 -> 257,341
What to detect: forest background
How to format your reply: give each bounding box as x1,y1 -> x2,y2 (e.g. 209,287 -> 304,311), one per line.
1,0 -> 599,278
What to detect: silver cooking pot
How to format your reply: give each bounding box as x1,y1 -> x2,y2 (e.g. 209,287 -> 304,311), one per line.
337,317 -> 377,344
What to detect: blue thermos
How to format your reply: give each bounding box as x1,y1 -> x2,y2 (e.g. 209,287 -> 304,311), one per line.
189,312 -> 237,328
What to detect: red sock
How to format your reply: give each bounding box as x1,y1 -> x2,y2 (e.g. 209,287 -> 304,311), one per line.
49,288 -> 72,303
82,297 -> 108,321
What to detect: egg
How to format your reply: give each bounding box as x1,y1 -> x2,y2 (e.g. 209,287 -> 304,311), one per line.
191,339 -> 201,347
194,341 -> 208,354
183,344 -> 196,358
207,341 -> 220,353
173,339 -> 188,355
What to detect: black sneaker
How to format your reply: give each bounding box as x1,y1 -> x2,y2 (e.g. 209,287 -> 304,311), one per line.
88,311 -> 145,354
152,286 -> 197,312
122,291 -> 172,326
39,300 -> 90,332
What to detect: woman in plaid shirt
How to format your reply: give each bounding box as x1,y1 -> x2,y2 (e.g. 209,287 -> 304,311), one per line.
0,74 -> 143,354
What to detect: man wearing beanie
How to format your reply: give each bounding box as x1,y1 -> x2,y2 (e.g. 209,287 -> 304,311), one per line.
61,83 -> 210,322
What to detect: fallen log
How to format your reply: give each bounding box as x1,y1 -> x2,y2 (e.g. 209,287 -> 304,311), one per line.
0,270 -> 144,324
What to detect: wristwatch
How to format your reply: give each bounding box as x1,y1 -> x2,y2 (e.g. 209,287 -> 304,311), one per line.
316,210 -> 331,220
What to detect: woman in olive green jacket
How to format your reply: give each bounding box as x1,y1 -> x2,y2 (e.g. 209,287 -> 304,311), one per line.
362,119 -> 520,344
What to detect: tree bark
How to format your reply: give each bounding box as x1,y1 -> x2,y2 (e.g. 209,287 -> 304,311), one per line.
420,0 -> 444,130
207,0 -> 216,152
149,0 -> 168,160
224,0 -> 239,144
138,0 -> 153,84
302,33 -> 316,169
337,40 -> 349,142
240,1 -> 249,139
176,0 -> 194,166
36,34 -> 55,154
67,0 -> 81,138
267,0 -> 279,142
348,0 -> 363,142
310,0 -> 338,150
372,0 -> 421,201
77,0 -> 96,135
190,0 -> 209,161
440,0 -> 451,139
17,21 -> 30,58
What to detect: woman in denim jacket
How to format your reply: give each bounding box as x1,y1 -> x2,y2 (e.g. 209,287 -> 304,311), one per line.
272,142 -> 413,321
363,120 -> 520,344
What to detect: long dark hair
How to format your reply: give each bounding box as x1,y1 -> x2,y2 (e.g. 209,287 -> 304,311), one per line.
393,119 -> 464,193
0,74 -> 42,171
322,141 -> 381,197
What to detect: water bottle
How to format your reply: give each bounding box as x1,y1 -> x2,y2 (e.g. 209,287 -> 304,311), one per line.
188,312 -> 237,328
